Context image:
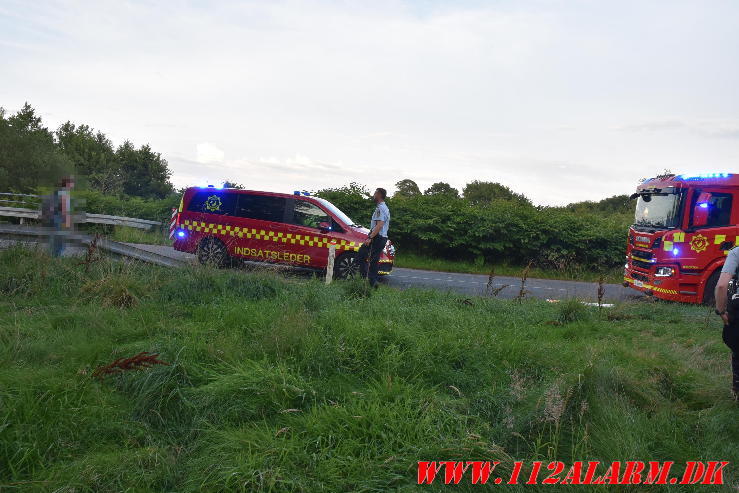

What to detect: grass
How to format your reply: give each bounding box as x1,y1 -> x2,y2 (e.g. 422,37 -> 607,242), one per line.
1,246 -> 738,491
394,252 -> 623,283
109,226 -> 172,246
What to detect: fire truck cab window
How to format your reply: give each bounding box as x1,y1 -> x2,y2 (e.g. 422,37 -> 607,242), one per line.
186,191 -> 237,215
691,192 -> 733,228
293,200 -> 330,229
235,194 -> 286,223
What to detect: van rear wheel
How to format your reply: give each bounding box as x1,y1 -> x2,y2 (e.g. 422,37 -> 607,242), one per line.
334,252 -> 359,279
197,237 -> 229,268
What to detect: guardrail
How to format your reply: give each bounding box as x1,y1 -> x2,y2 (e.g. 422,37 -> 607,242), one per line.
81,213 -> 161,229
0,192 -> 41,208
0,224 -> 184,268
0,193 -> 162,230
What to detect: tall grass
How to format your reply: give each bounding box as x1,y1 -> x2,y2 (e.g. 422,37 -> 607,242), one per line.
0,246 -> 737,491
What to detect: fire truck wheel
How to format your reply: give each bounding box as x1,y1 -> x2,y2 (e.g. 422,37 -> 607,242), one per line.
702,269 -> 721,306
197,237 -> 229,268
334,252 -> 359,279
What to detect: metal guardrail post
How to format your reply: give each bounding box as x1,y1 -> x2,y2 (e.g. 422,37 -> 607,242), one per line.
325,242 -> 336,284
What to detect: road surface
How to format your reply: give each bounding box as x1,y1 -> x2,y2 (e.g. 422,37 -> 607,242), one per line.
127,243 -> 638,302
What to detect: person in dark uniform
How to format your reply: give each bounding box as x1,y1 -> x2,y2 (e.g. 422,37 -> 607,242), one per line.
714,247 -> 739,401
356,188 -> 390,287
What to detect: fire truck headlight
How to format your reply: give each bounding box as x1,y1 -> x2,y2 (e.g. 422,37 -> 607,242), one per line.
655,266 -> 675,277
672,247 -> 679,256
176,230 -> 186,239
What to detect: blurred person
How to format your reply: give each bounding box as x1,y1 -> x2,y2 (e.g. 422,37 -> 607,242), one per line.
46,176 -> 75,257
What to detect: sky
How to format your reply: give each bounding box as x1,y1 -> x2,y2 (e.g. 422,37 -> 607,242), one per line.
2,0 -> 739,206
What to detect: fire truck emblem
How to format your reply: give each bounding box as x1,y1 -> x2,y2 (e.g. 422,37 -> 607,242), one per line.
690,234 -> 709,253
204,195 -> 222,212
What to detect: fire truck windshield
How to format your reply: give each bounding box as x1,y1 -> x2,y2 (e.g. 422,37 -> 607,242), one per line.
633,192 -> 683,230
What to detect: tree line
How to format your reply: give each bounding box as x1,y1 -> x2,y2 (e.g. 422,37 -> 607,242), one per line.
0,103 -> 173,199
1,103 -> 635,268
316,181 -> 634,269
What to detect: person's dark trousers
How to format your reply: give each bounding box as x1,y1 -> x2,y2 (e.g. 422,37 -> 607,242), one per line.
723,298 -> 739,393
356,236 -> 387,286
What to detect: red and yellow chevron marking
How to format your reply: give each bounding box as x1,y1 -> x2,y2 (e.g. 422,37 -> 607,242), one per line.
662,231 -> 739,255
182,220 -> 361,252
623,276 -> 678,295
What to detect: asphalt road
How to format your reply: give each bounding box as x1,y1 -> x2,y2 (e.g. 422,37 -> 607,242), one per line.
126,243 -> 638,302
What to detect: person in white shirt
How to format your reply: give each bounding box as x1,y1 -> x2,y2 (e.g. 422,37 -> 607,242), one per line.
356,188 -> 390,287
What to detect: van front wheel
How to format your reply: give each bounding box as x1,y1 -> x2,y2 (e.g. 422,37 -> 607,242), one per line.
197,237 -> 229,268
334,252 -> 359,279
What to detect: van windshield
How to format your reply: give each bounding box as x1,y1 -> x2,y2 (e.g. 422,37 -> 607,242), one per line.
313,197 -> 357,227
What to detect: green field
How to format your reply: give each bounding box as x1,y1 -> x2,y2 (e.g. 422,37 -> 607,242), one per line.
1,246 -> 737,492
107,226 -> 172,246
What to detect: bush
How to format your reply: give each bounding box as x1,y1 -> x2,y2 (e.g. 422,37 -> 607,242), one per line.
74,189 -> 180,223
315,187 -> 630,270
557,298 -> 590,324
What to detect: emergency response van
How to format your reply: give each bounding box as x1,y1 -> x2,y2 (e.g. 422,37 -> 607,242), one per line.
624,172 -> 737,304
172,186 -> 395,278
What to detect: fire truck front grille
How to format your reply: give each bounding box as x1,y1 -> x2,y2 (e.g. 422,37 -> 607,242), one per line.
632,260 -> 653,270
631,249 -> 653,270
631,249 -> 653,261
632,272 -> 649,283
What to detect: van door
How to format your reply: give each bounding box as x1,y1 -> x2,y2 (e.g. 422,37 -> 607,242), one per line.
286,198 -> 333,269
231,194 -> 292,264
183,189 -> 239,248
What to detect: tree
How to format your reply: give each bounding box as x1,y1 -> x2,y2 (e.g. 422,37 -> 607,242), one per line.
0,103 -> 71,193
314,182 -> 372,225
393,179 -> 421,198
424,182 -> 459,198
116,141 -> 174,199
565,194 -> 635,215
462,180 -> 531,206
55,122 -> 121,194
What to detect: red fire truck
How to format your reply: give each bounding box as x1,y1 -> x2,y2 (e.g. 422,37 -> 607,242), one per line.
624,172 -> 736,304
172,186 -> 395,278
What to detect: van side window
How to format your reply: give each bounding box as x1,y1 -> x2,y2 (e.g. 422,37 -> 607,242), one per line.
186,191 -> 237,215
235,195 -> 286,223
292,200 -> 330,229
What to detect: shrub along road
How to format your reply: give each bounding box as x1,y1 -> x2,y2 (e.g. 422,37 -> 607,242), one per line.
128,243 -> 639,302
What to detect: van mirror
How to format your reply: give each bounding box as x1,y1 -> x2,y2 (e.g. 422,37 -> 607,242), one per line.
318,221 -> 332,232
692,192 -> 711,228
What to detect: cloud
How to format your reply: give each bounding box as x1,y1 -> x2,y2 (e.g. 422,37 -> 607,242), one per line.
615,120 -> 688,133
4,0 -> 739,205
196,143 -> 225,164
616,119 -> 739,140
